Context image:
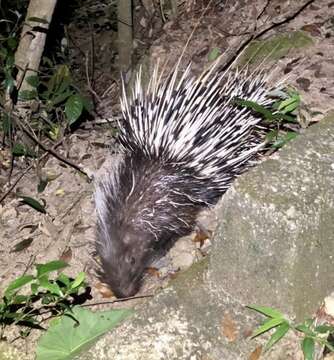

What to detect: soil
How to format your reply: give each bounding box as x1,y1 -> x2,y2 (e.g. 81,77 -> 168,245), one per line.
1,0 -> 334,357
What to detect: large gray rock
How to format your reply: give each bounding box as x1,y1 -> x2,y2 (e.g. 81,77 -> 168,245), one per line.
210,112 -> 334,322
79,113 -> 334,359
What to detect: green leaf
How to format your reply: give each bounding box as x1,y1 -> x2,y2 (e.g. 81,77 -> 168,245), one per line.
36,260 -> 69,278
20,196 -> 46,213
65,94 -> 84,125
252,317 -> 286,338
70,272 -> 85,289
57,273 -> 71,287
81,96 -> 94,113
247,305 -> 285,319
234,98 -> 275,120
39,276 -> 62,296
314,324 -> 334,333
208,47 -> 221,62
12,143 -> 36,157
26,75 -> 39,88
302,337 -> 315,360
265,322 -> 290,351
51,89 -> 73,105
272,132 -> 298,149
4,76 -> 15,94
12,294 -> 30,304
36,306 -> 134,360
5,275 -> 34,298
31,283 -> 39,295
7,37 -> 18,50
277,93 -> 300,114
18,89 -> 38,100
295,323 -> 315,337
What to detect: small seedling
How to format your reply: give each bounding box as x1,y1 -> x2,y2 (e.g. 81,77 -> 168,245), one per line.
0,260 -> 86,339
248,305 -> 334,359
236,87 -> 302,149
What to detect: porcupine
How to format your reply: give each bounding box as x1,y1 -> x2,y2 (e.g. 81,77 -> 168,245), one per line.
95,62 -> 275,298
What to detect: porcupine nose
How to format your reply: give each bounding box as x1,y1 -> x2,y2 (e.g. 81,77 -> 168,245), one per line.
112,278 -> 141,298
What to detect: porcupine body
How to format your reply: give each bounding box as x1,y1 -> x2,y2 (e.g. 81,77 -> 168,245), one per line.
95,63 -> 274,298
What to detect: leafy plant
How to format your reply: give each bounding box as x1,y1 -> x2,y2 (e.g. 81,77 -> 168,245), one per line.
19,64 -> 92,132
235,88 -> 302,149
0,260 -> 87,339
248,305 -> 334,359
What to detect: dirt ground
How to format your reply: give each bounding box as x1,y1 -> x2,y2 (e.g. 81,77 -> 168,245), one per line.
1,0 -> 334,356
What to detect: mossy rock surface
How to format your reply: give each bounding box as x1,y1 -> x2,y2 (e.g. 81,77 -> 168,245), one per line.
241,30 -> 314,65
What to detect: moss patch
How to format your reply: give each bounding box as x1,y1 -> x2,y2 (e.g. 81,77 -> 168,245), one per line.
241,31 -> 314,65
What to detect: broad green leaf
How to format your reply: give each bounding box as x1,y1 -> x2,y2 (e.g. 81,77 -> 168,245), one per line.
36,306 -> 134,360
5,275 -> 34,298
51,89 -> 73,105
20,196 -> 46,213
247,305 -> 285,319
252,317 -> 286,338
36,260 -> 68,278
57,273 -> 70,287
31,283 -> 39,295
26,75 -> 39,87
278,92 -> 300,113
12,143 -> 36,157
265,322 -> 290,351
65,94 -> 84,125
81,96 -> 94,113
18,89 -> 38,100
302,337 -> 314,360
12,294 -> 30,304
39,276 -> 62,296
70,272 -> 85,289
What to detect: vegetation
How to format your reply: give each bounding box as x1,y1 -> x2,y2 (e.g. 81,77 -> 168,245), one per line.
248,305 -> 334,359
0,260 -> 133,359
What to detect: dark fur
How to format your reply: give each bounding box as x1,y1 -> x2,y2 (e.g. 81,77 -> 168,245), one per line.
96,152 -> 214,298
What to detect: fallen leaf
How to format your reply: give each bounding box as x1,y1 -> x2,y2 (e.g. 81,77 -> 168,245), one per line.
221,313 -> 238,342
10,238 -> 34,252
248,345 -> 263,360
95,282 -> 115,298
146,267 -> 160,278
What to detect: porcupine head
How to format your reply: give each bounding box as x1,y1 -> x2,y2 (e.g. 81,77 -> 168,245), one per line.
95,153 -> 200,298
95,63 -> 274,298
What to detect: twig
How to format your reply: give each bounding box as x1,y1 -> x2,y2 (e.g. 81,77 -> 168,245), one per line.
85,50 -> 101,102
14,116 -> 89,178
0,138 -> 64,204
81,294 -> 154,307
